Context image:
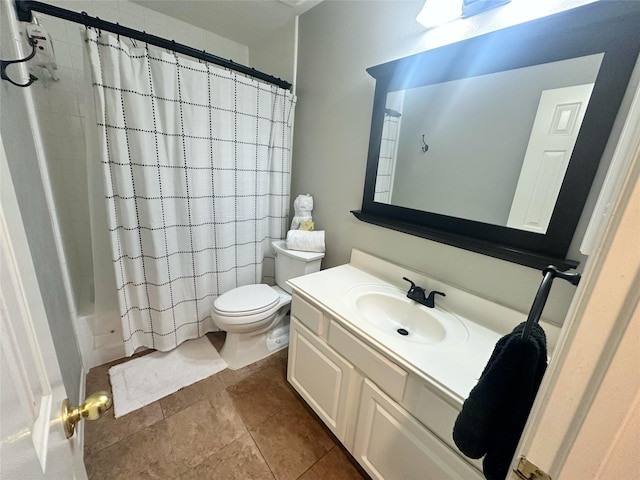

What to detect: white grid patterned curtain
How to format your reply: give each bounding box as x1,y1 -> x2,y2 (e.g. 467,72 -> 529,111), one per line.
85,29 -> 296,356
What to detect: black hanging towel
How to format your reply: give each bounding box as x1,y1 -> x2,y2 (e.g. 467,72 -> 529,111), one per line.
452,321 -> 547,480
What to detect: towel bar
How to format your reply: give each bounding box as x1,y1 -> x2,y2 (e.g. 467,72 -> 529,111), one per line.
521,266 -> 581,340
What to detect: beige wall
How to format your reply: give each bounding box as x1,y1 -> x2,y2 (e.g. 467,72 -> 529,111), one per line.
249,19 -> 297,85
292,0 -> 633,324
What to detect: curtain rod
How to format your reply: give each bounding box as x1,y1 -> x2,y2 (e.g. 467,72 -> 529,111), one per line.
14,0 -> 293,90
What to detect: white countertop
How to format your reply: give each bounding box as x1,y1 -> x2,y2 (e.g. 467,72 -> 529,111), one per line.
288,249 -> 559,406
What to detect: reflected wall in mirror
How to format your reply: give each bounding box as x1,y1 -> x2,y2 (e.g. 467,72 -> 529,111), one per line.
355,3 -> 640,270
376,54 -> 602,234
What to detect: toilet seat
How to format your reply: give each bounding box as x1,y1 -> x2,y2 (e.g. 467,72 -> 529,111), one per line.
213,284 -> 280,317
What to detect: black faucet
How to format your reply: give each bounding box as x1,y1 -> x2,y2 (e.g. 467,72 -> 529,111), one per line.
402,277 -> 446,308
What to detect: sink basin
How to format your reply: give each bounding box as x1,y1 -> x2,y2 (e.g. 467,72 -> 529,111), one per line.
346,284 -> 469,345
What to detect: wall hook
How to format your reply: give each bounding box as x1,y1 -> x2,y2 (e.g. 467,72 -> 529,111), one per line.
1,37 -> 38,87
421,134 -> 429,154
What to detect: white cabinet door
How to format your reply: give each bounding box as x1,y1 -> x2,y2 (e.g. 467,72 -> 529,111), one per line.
287,317 -> 355,442
354,379 -> 481,480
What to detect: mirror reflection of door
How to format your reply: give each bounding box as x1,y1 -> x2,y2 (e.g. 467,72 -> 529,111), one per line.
506,84 -> 594,233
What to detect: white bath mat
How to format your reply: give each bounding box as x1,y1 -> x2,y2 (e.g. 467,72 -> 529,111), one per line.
109,337 -> 227,418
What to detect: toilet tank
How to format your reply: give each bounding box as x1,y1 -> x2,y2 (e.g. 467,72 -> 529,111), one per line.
272,240 -> 324,294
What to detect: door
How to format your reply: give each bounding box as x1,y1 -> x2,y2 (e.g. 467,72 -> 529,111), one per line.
507,84 -> 594,233
508,90 -> 640,479
0,136 -> 87,479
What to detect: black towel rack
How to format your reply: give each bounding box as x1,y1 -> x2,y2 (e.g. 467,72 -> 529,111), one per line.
521,266 -> 581,340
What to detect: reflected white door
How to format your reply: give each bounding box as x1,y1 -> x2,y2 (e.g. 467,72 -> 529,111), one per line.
507,84 -> 594,233
0,136 -> 87,479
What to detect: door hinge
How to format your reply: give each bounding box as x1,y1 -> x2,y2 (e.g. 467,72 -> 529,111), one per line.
514,456 -> 552,480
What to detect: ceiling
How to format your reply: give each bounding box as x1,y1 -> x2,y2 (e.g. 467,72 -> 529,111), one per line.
133,0 -> 323,46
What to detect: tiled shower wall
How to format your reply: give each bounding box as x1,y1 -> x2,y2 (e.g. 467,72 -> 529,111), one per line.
28,0 -> 250,315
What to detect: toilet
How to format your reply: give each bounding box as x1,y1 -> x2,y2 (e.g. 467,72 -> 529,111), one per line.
211,240 -> 324,370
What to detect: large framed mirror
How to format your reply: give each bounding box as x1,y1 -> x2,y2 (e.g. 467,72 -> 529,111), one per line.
353,2 -> 640,270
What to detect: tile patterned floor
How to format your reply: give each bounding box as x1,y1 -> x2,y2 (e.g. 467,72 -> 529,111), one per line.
84,333 -> 368,480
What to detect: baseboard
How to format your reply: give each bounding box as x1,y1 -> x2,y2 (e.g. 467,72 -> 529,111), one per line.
91,342 -> 125,368
78,313 -> 126,369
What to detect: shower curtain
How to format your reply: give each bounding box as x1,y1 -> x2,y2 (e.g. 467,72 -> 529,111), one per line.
374,110 -> 401,204
84,29 -> 296,356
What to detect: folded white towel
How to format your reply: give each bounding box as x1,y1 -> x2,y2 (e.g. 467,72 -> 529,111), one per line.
286,230 -> 325,253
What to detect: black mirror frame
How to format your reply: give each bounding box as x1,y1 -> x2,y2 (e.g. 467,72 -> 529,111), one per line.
352,2 -> 640,271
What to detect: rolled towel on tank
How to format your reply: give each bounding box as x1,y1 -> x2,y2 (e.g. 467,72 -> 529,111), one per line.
286,230 -> 325,253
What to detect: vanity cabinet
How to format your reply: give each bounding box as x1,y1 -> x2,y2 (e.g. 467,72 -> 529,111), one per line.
287,293 -> 482,480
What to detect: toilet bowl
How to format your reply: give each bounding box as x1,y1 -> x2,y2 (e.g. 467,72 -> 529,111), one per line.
211,240 -> 324,370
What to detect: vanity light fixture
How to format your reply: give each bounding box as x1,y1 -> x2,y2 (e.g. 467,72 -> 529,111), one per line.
417,0 -> 512,28
462,0 -> 512,18
416,0 -> 462,29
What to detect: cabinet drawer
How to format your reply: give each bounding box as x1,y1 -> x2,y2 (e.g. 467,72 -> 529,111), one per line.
328,321 -> 407,402
291,294 -> 326,337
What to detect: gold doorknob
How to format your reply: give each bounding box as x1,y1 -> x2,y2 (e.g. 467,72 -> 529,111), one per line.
61,391 -> 113,438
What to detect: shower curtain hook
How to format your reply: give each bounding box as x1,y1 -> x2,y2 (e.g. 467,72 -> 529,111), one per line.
171,40 -> 180,60
81,11 -> 89,30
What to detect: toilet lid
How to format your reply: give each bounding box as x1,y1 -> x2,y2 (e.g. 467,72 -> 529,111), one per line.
214,284 -> 279,316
